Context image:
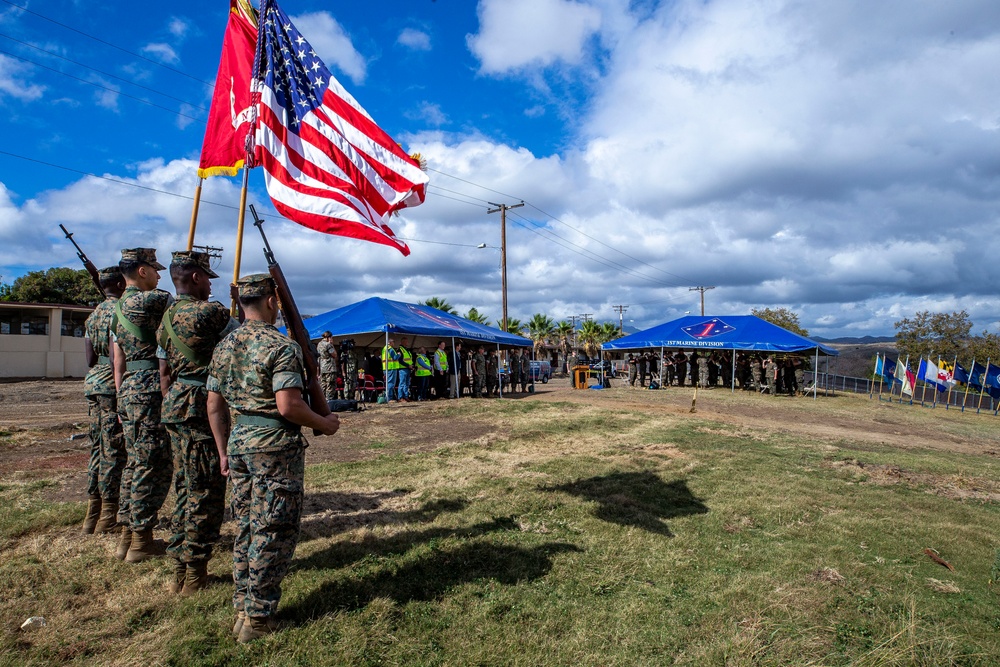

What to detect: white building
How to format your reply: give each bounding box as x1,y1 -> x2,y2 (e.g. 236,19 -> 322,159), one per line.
0,302 -> 93,378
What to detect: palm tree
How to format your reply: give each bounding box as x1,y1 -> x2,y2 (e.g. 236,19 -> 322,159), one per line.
421,297 -> 456,314
599,321 -> 620,344
555,320 -> 574,370
527,313 -> 556,356
578,320 -> 603,357
504,317 -> 525,336
463,307 -> 490,325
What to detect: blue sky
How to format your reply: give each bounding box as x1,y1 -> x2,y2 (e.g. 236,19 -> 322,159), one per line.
3,0 -> 1000,337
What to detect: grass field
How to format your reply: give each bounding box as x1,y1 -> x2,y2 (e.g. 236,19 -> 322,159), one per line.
2,381 -> 999,666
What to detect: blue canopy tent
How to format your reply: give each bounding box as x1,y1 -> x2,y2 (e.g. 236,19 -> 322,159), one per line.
601,315 -> 838,397
300,297 -> 532,398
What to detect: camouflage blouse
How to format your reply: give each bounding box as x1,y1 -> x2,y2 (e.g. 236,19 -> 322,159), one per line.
83,297 -> 117,397
157,295 -> 237,424
115,285 -> 173,395
207,319 -> 307,455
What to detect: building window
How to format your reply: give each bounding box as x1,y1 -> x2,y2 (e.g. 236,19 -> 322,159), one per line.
0,309 -> 49,335
61,310 -> 88,337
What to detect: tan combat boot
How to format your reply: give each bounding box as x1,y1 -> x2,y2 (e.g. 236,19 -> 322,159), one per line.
124,529 -> 159,563
168,559 -> 186,594
81,495 -> 102,534
115,527 -> 132,560
237,616 -> 277,643
93,500 -> 119,533
232,611 -> 247,639
179,560 -> 209,596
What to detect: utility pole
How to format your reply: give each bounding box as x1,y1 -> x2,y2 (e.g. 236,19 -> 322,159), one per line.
613,305 -> 629,334
487,200 -> 524,332
689,286 -> 715,316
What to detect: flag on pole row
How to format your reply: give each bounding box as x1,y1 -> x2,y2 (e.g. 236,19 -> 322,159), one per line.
937,358 -> 956,386
898,358 -> 915,396
968,361 -> 988,389
917,358 -> 947,392
249,0 -> 429,255
986,363 -> 1000,400
880,356 -> 897,384
198,0 -> 258,177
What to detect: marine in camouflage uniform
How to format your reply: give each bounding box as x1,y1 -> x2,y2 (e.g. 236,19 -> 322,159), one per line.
697,355 -> 709,388
207,274 -> 340,643
520,352 -> 530,392
113,248 -> 173,562
508,350 -> 521,393
486,350 -> 499,396
316,332 -> 337,401
341,348 -> 357,400
472,347 -> 486,397
157,251 -> 237,594
82,266 -> 126,534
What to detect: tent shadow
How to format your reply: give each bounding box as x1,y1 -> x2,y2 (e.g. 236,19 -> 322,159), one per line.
284,540 -> 582,623
299,492 -> 468,542
542,471 -> 709,537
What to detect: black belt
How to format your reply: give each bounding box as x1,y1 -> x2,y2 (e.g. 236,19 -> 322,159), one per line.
126,360 -> 157,371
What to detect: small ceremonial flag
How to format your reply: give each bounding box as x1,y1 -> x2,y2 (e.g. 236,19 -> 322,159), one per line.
986,363 -> 1000,400
953,362 -> 969,385
898,358 -> 915,396
938,359 -> 955,386
249,0 -> 429,255
919,358 -> 946,392
882,356 -> 897,383
198,0 -> 258,177
968,361 -> 987,388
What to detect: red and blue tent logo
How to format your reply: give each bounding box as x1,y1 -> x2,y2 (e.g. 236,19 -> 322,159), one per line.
682,318 -> 736,339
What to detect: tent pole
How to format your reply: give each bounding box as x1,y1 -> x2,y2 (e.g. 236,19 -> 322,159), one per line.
451,337 -> 458,399
497,343 -> 502,398
814,346 -> 819,400
731,349 -> 736,393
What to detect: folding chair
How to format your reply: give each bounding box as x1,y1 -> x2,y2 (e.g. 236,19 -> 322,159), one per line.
358,374 -> 376,404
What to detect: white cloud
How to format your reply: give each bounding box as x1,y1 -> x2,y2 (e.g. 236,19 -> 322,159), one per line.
0,54 -> 44,102
168,17 -> 190,39
405,102 -> 448,127
292,12 -> 367,85
141,42 -> 179,64
398,28 -> 431,51
468,0 -> 602,74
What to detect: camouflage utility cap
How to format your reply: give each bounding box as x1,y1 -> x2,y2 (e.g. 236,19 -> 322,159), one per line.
98,266 -> 123,281
237,273 -> 276,298
170,251 -> 219,278
121,248 -> 166,270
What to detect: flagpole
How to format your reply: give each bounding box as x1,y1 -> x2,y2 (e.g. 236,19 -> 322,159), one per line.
230,168 -> 250,316
870,352 -> 878,400
904,355 -> 912,405
931,355 -> 940,409
918,357 -> 928,407
962,358 -> 974,412
977,357 -> 990,414
186,177 -> 204,251
875,353 -> 884,402
945,355 -> 956,410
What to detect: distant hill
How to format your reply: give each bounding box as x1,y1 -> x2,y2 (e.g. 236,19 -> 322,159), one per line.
813,335 -> 895,344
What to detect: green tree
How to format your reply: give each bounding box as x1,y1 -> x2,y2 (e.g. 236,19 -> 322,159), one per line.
421,297 -> 457,314
751,307 -> 808,337
967,331 -> 1000,364
526,313 -> 555,356
1,267 -> 101,306
598,321 -> 620,344
504,318 -> 525,336
577,320 -> 603,357
463,307 -> 490,325
555,320 -> 574,369
894,311 -> 972,362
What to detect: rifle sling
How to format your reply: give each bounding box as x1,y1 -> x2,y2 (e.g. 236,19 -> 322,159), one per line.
114,299 -> 156,345
160,304 -> 211,368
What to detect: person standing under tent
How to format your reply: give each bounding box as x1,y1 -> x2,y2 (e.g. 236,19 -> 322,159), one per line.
316,332 -> 337,402
414,347 -> 433,400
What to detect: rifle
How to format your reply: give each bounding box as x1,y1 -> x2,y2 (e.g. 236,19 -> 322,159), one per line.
59,224 -> 105,298
250,205 -> 331,429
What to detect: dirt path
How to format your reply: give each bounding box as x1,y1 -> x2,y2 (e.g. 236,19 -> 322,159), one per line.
1,376 -> 995,504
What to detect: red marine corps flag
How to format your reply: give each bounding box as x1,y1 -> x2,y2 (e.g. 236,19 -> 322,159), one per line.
247,0 -> 428,255
197,0 -> 258,177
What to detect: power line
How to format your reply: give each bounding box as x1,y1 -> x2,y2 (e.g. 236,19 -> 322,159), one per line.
0,32 -> 211,111
0,48 -> 204,122
0,0 -> 216,87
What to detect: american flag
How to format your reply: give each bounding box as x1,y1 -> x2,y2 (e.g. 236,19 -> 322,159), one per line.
250,0 -> 428,255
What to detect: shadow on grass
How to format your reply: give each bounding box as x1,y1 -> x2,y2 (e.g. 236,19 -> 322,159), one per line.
299,492 -> 469,542
543,471 -> 708,536
285,540 -> 581,622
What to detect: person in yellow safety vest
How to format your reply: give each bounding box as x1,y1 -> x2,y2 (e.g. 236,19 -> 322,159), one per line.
381,337 -> 402,402
398,336 -> 413,402
433,340 -> 449,400
414,347 -> 433,401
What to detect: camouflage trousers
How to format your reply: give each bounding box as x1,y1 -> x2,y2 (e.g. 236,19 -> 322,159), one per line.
699,366 -> 709,388
87,394 -> 125,500
320,372 -> 337,401
118,391 -> 172,531
165,419 -> 226,563
230,447 -> 304,618
473,373 -> 486,396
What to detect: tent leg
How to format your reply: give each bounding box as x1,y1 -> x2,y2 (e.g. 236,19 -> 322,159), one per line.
731,349 -> 736,393
451,337 -> 458,399
497,343 -> 502,398
814,346 -> 819,400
